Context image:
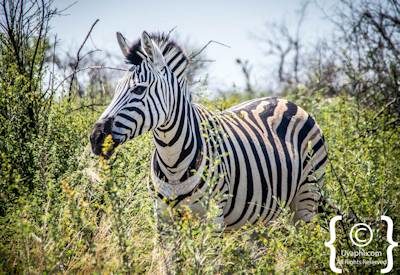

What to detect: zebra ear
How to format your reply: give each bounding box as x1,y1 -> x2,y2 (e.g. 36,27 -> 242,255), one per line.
116,32 -> 130,57
141,31 -> 166,69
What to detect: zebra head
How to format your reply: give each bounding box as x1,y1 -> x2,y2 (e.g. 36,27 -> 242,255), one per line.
90,31 -> 185,157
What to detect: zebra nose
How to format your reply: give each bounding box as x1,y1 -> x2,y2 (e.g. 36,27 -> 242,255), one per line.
90,117 -> 114,155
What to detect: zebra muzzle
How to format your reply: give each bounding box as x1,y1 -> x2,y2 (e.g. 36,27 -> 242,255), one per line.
90,117 -> 116,158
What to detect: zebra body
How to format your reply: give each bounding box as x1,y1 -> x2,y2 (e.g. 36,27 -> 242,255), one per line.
90,31 -> 327,230
152,98 -> 326,229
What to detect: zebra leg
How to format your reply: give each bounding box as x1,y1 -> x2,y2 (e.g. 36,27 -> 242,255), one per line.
151,199 -> 175,275
290,170 -> 326,224
291,137 -> 328,224
290,183 -> 321,224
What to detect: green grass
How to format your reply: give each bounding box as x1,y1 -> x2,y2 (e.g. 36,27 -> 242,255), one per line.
0,94 -> 399,274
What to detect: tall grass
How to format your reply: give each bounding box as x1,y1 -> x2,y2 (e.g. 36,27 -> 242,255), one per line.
1,93 -> 399,273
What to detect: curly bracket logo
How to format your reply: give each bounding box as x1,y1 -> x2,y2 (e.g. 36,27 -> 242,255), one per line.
325,215 -> 398,273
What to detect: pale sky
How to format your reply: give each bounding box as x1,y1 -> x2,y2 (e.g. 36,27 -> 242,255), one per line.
52,0 -> 334,92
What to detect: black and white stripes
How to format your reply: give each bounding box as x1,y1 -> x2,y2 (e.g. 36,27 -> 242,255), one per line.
90,31 -> 327,230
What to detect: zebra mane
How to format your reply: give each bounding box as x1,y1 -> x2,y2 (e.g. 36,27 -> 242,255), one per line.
126,32 -> 189,78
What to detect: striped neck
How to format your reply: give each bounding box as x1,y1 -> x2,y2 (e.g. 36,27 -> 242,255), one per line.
152,81 -> 203,183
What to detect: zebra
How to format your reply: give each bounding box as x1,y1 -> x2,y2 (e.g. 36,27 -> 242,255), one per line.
90,31 -> 328,230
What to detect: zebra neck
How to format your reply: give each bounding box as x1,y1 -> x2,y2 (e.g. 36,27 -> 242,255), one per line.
152,95 -> 204,183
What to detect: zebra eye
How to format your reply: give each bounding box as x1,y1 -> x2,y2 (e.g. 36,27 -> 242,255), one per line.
131,86 -> 147,95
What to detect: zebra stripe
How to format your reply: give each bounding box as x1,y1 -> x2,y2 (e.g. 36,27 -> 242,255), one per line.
92,32 -> 328,230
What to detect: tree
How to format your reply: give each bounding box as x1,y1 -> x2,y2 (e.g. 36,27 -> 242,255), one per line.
0,0 -> 57,214
334,0 -> 400,118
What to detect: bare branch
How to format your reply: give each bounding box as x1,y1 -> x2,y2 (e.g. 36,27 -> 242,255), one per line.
166,25 -> 178,39
189,40 -> 231,60
55,65 -> 128,92
235,58 -> 255,95
67,18 -> 100,100
57,0 -> 77,14
71,103 -> 108,112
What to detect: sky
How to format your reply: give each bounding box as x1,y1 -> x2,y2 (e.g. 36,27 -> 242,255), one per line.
52,0 -> 334,91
